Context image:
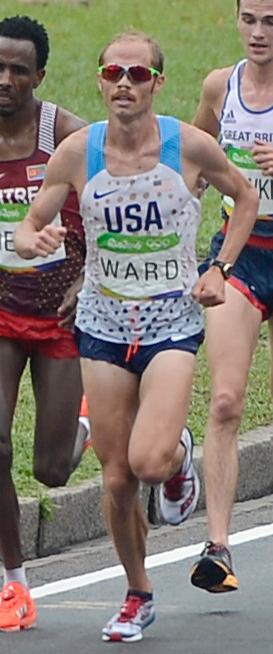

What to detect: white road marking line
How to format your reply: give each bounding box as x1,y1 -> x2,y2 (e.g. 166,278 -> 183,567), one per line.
31,522 -> 273,599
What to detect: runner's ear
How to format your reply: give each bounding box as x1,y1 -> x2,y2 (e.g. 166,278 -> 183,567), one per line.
34,69 -> 46,88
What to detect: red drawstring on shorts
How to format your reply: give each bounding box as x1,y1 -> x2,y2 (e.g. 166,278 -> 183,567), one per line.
125,338 -> 140,362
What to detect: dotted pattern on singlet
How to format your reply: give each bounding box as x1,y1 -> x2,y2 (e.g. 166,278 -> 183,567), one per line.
76,116 -> 203,345
77,176 -> 203,343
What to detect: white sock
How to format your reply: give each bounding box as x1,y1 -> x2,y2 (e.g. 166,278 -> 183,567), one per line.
4,566 -> 28,588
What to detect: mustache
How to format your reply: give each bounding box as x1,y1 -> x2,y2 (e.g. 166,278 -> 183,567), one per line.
111,92 -> 135,101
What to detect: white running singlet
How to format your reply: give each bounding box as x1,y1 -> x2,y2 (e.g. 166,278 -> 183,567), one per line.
76,116 -> 203,345
220,59 -> 273,228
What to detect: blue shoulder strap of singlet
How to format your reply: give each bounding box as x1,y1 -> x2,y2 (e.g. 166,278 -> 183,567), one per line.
86,121 -> 107,180
158,115 -> 182,174
86,116 -> 181,180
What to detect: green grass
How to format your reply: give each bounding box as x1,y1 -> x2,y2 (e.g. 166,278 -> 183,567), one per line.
2,0 -> 273,495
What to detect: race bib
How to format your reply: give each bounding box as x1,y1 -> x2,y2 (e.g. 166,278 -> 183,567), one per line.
223,145 -> 273,217
0,203 -> 66,270
97,232 -> 183,299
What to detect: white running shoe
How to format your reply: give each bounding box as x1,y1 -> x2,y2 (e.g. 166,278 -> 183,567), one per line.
159,427 -> 200,525
102,593 -> 155,643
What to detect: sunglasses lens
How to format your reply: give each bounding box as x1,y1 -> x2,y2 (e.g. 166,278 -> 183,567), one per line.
101,64 -> 123,81
100,65 -> 155,83
129,66 -> 152,82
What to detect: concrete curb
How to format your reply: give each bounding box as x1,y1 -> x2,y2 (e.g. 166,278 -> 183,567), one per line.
20,423 -> 273,559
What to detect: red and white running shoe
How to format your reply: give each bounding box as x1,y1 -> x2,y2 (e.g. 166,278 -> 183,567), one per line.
102,593 -> 155,643
160,427 -> 200,525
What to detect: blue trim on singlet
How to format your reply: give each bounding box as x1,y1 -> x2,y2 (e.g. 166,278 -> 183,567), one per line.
86,115 -> 182,180
157,115 -> 182,174
87,121 -> 107,180
237,62 -> 273,115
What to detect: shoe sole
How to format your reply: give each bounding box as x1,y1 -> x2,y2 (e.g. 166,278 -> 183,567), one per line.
102,631 -> 143,642
191,558 -> 239,593
0,621 -> 36,632
102,614 -> 155,642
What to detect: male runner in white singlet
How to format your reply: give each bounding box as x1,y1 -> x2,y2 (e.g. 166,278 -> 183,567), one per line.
14,30 -> 258,642
190,0 -> 273,594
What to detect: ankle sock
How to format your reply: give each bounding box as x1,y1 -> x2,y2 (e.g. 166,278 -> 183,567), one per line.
4,566 -> 28,588
127,589 -> 153,601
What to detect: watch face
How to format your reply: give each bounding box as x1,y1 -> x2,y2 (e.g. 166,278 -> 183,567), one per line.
211,259 -> 233,278
223,263 -> 233,277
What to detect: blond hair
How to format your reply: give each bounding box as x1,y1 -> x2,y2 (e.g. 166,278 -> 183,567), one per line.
98,29 -> 164,73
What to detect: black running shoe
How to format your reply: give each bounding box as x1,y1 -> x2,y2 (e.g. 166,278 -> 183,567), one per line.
191,541 -> 239,593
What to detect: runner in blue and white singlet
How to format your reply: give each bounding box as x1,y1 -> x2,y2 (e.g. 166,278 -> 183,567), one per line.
15,30 -> 258,641
76,117 -> 203,348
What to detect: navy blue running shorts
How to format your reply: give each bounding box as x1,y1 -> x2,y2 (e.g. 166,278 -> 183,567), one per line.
199,231 -> 273,320
75,328 -> 205,376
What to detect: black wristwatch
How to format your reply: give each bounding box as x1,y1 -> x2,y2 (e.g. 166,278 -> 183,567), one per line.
210,258 -> 233,279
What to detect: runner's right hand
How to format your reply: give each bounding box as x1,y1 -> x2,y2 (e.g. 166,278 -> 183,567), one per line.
27,225 -> 67,258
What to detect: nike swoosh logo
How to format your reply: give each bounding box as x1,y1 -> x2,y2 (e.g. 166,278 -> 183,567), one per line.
0,173 -> 6,179
93,188 -> 120,199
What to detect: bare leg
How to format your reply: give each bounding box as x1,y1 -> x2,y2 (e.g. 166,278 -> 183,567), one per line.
81,351 -> 196,642
81,359 -> 152,591
191,286 -> 262,593
104,493 -> 150,590
0,340 -> 27,568
267,317 -> 273,400
129,349 -> 196,483
31,353 -> 82,487
204,285 -> 261,546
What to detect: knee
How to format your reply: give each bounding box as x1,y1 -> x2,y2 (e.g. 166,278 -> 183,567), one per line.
130,450 -> 170,486
0,435 -> 12,475
103,468 -> 137,511
210,388 -> 244,426
34,458 -> 71,488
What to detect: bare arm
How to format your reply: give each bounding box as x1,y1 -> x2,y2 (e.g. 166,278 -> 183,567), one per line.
14,133 -> 85,258
192,68 -> 232,197
192,68 -> 231,136
188,66 -> 258,305
183,125 -> 259,306
185,126 -> 259,263
194,69 -> 273,179
195,155 -> 258,306
203,149 -> 258,263
55,107 -> 87,143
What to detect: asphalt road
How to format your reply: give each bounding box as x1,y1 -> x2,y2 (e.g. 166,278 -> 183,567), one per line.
2,495 -> 273,654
